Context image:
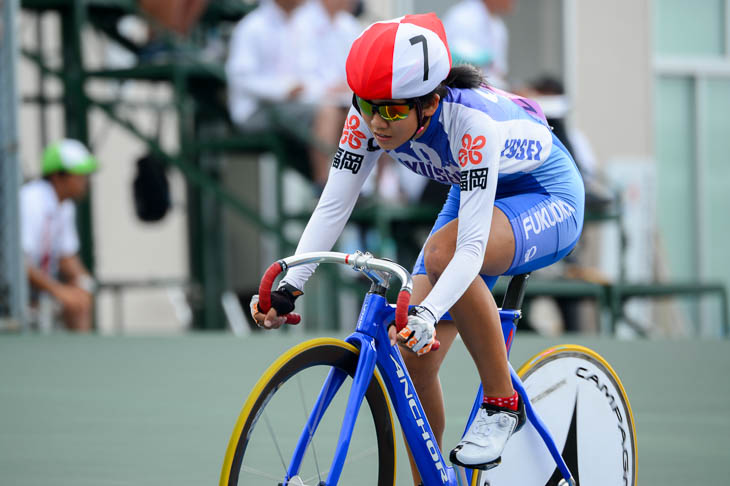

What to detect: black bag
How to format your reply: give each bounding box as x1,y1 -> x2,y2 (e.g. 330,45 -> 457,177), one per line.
133,153 -> 171,222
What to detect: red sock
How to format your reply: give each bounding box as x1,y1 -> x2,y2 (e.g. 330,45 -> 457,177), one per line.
483,391 -> 519,411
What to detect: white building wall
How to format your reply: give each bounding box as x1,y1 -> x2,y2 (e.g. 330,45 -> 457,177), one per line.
573,0 -> 653,163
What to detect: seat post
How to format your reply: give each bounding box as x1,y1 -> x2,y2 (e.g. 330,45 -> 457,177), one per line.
501,273 -> 531,311
453,463 -> 484,486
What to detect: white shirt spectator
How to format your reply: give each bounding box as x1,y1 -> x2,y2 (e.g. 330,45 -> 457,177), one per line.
20,179 -> 79,280
225,0 -> 323,125
443,0 -> 509,87
295,0 -> 361,105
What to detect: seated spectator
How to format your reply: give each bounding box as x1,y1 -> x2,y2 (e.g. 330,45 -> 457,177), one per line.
298,0 -> 361,100
516,75 -> 615,333
443,0 -> 514,88
297,0 -> 362,178
138,0 -> 209,37
225,0 -> 359,188
136,0 -> 210,62
20,140 -> 98,332
520,75 -> 615,211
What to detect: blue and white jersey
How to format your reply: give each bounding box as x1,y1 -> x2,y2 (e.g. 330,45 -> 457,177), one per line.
387,86 -> 580,204
283,85 -> 583,320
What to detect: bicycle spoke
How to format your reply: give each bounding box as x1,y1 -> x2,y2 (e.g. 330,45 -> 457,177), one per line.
302,444 -> 379,484
226,341 -> 394,486
296,373 -> 323,484
241,464 -> 288,482
263,410 -> 289,474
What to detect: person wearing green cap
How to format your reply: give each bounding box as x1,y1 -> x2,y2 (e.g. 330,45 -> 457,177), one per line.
20,139 -> 99,332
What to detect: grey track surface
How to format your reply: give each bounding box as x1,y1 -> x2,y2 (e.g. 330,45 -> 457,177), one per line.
1,333 -> 728,485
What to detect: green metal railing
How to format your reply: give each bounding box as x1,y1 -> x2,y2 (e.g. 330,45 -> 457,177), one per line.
20,0 -> 295,330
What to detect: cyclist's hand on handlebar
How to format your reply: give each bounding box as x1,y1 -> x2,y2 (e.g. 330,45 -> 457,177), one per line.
250,283 -> 303,329
250,295 -> 286,329
394,306 -> 437,356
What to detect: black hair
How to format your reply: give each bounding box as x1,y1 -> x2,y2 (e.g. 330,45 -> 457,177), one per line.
42,171 -> 68,181
530,75 -> 564,95
414,64 -> 486,106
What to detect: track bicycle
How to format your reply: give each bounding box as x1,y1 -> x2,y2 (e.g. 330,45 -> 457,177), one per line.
220,251 -> 637,486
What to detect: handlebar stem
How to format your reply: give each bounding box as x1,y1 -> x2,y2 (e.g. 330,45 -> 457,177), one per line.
280,251 -> 413,295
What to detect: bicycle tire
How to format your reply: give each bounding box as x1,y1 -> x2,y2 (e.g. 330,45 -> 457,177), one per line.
220,338 -> 396,486
483,344 -> 637,486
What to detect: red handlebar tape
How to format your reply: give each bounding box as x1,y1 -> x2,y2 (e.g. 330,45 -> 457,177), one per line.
395,290 -> 440,351
395,290 -> 410,331
258,262 -> 301,325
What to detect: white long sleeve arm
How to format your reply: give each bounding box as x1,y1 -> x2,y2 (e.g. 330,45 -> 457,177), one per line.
418,129 -> 502,321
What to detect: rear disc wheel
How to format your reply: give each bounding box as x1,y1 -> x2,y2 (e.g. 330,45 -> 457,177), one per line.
482,345 -> 637,486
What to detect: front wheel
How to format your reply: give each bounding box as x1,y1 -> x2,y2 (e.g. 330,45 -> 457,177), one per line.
483,345 -> 637,486
220,338 -> 396,486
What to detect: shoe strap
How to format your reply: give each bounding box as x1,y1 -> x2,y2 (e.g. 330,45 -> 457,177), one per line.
481,401 -> 526,431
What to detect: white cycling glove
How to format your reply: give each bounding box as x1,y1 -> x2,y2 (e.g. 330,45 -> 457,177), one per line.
397,305 -> 437,356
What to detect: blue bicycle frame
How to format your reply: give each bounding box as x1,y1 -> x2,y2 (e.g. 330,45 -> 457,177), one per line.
285,290 -> 575,485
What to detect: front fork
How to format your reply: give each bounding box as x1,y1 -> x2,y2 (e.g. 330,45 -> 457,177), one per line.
286,336 -> 378,485
287,365 -> 350,481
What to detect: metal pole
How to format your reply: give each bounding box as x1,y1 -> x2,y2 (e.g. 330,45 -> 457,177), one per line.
0,0 -> 29,329
693,77 -> 707,333
562,0 -> 577,129
60,1 -> 95,273
35,13 -> 49,147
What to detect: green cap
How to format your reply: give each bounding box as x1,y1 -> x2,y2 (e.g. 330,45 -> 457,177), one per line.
41,139 -> 98,176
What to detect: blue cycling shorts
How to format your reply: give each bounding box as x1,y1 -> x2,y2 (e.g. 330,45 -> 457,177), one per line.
413,180 -> 584,291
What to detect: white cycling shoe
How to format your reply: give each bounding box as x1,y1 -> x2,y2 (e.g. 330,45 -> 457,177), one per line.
450,402 -> 525,470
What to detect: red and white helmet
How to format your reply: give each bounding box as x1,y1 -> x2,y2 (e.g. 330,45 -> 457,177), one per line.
346,13 -> 452,101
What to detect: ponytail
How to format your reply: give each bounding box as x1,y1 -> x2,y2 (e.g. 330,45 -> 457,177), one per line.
415,64 -> 486,106
442,64 -> 485,90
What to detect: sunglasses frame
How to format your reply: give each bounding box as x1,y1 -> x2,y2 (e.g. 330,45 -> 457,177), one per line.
352,94 -> 416,121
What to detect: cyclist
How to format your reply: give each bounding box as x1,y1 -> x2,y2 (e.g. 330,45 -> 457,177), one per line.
251,12 -> 584,480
